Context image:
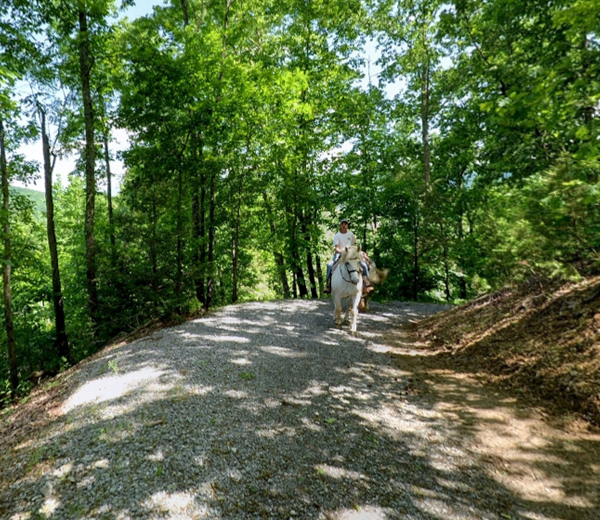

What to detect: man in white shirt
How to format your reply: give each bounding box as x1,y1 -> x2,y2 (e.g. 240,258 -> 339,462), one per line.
324,219 -> 373,294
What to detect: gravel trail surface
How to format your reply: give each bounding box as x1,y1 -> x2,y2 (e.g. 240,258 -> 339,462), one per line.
1,300 -> 599,520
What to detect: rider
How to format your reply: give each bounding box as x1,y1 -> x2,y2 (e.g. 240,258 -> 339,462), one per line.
324,219 -> 374,294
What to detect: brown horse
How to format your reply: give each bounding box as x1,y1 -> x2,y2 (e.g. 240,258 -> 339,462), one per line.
358,254 -> 389,312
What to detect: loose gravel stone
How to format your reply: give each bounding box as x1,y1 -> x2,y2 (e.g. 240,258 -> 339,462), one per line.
1,300 -> 599,520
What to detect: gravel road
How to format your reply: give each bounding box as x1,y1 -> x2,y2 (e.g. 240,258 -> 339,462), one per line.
1,299 -> 599,520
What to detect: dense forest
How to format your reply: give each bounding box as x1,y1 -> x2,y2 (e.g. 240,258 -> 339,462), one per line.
0,0 -> 598,398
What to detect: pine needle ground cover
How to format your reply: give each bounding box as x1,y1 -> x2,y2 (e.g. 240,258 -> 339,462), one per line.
413,276 -> 600,427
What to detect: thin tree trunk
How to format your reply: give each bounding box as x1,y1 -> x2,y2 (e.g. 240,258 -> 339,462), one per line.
457,213 -> 467,300
191,133 -> 203,305
192,189 -> 201,297
103,131 -> 116,266
40,108 -> 70,362
301,213 -> 317,298
290,212 -> 308,298
150,199 -> 158,295
206,172 -> 216,308
79,6 -> 98,332
439,220 -> 451,302
0,118 -> 17,392
176,168 -> 183,311
421,69 -> 430,183
292,271 -> 298,299
181,0 -> 189,25
315,253 -> 324,297
262,193 -> 290,298
198,171 -> 206,306
458,174 -> 468,300
232,172 -> 245,304
421,41 -> 431,183
306,252 -> 318,298
276,253 -> 290,298
413,213 -> 420,301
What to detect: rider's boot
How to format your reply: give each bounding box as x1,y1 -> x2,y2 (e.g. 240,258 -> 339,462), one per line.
324,275 -> 332,294
363,275 -> 375,294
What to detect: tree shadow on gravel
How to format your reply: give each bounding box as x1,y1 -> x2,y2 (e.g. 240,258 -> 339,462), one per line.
1,300 -> 599,520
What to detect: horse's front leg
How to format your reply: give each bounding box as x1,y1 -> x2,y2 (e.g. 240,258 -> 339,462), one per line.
333,296 -> 343,329
350,291 -> 362,333
343,297 -> 351,324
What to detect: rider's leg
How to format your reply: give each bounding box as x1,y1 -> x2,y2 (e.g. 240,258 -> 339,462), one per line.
360,261 -> 374,292
325,253 -> 341,294
360,261 -> 370,279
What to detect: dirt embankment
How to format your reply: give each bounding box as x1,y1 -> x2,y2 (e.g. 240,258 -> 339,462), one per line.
412,276 -> 600,427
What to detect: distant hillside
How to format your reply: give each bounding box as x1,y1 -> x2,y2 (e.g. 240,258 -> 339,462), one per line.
9,186 -> 46,215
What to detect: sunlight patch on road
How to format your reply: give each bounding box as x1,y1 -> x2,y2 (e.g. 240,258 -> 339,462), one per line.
255,426 -> 298,438
61,367 -> 167,414
39,496 -> 60,517
207,335 -> 250,343
144,490 -> 210,518
324,506 -> 392,519
259,345 -> 308,358
315,463 -> 365,480
223,389 -> 249,399
230,356 -> 253,365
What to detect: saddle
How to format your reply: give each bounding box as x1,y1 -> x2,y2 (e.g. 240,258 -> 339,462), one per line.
331,257 -> 342,275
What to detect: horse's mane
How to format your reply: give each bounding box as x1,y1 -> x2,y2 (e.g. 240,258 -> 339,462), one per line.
340,245 -> 361,264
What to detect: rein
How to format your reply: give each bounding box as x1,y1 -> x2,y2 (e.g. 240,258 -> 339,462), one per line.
341,261 -> 361,285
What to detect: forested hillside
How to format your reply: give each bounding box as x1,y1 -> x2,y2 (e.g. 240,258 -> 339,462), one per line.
0,0 -> 598,399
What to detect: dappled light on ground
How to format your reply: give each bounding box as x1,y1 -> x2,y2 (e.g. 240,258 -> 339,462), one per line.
1,300 -> 598,520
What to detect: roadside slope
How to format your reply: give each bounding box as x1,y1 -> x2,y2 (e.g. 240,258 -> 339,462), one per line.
413,276 -> 600,426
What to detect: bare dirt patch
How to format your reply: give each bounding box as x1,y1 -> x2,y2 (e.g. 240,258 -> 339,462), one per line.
412,275 -> 600,427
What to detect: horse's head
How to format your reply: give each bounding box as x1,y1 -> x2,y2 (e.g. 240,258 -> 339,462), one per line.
340,245 -> 362,285
340,245 -> 361,264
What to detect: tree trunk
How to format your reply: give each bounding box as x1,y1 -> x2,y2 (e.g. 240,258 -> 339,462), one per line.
262,193 -> 290,298
315,253 -> 324,297
40,108 -> 70,363
0,118 -> 17,392
421,54 -> 431,183
457,213 -> 467,300
198,170 -> 206,306
413,213 -> 420,301
206,171 -> 216,308
181,0 -> 189,25
306,252 -> 318,298
301,213 -> 318,298
290,212 -> 308,298
176,168 -> 183,311
439,220 -> 451,302
150,199 -> 158,296
103,131 -> 116,266
79,7 -> 98,332
192,188 -> 201,299
191,133 -> 202,305
457,174 -> 468,300
292,271 -> 298,299
232,173 -> 244,304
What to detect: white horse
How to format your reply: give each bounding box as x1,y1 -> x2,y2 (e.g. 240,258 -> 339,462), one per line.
331,245 -> 364,333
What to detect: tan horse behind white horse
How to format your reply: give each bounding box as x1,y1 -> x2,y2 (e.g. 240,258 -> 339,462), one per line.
359,256 -> 390,312
331,245 -> 363,333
